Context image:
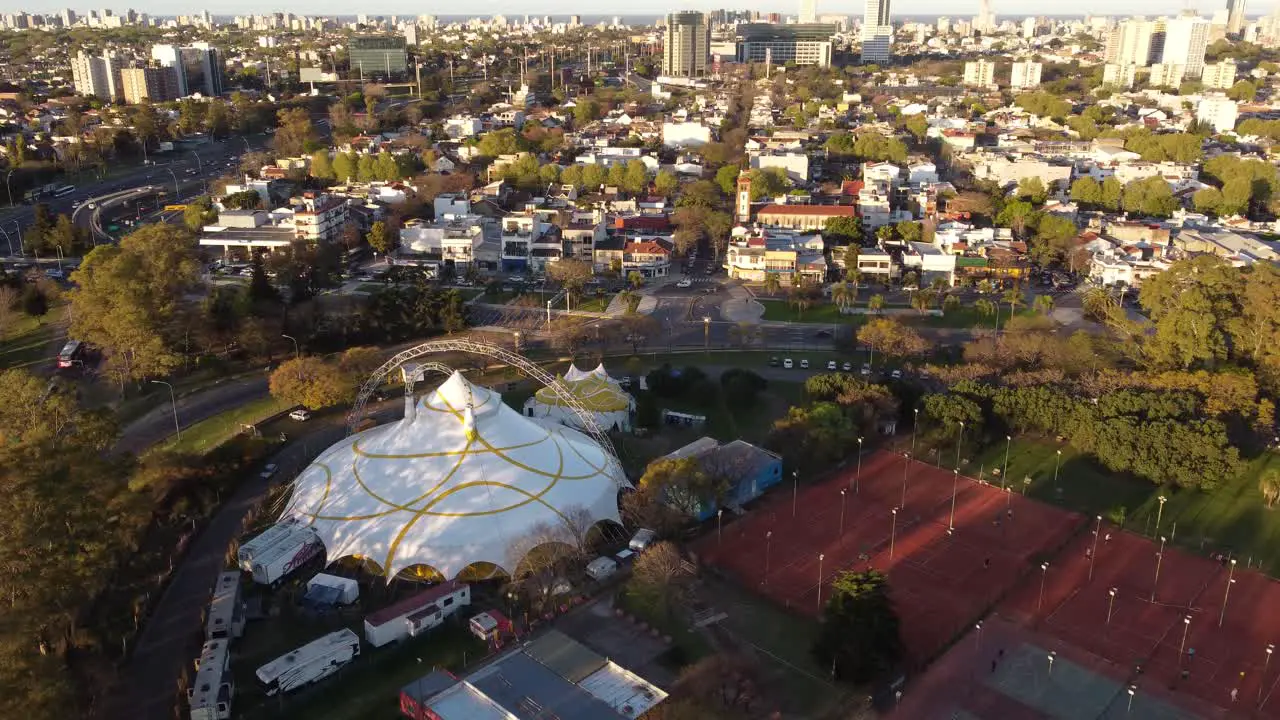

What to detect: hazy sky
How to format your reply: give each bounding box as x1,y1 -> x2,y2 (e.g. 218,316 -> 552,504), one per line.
19,3 -> 1248,19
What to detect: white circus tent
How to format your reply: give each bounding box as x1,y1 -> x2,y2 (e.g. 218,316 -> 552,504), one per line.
282,371 -> 628,581
523,362 -> 635,432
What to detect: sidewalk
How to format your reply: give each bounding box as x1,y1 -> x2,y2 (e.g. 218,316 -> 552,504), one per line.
720,284 -> 764,323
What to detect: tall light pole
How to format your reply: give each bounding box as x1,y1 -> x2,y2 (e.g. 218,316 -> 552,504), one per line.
764,531 -> 772,584
792,469 -> 799,518
1002,435 -> 1012,490
1152,535 -> 1167,602
839,488 -> 847,541
955,421 -> 965,469
1127,685 -> 1136,713
165,166 -> 179,199
900,452 -> 910,510
855,437 -> 863,493
282,334 -> 300,359
889,508 -> 898,560
1261,644 -> 1275,705
1052,449 -> 1062,493
1155,495 -> 1168,537
949,469 -> 960,531
702,316 -> 710,355
4,168 -> 13,206
816,553 -> 825,612
911,407 -> 919,454
1179,614 -> 1191,658
0,226 -> 13,256
1089,515 -> 1102,581
1219,558 -> 1237,627
1038,562 -> 1050,610
1107,587 -> 1117,624
150,380 -> 181,440
546,299 -> 552,329
1047,650 -> 1056,677
513,330 -> 521,354
717,508 -> 723,545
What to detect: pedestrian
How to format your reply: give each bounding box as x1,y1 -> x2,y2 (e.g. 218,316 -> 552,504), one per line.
1086,548 -> 1092,559
991,659 -> 997,672
1105,532 -> 1112,543
998,648 -> 1005,659
1231,688 -> 1239,703
1007,508 -> 1013,519
984,557 -> 991,569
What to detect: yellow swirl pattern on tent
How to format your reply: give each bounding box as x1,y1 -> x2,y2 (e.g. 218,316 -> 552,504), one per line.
534,374 -> 631,412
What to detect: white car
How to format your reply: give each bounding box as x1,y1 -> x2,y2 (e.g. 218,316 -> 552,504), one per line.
842,362 -> 853,371
289,409 -> 312,421
800,359 -> 810,369
676,279 -> 692,288
783,358 -> 794,369
861,364 -> 872,376
827,360 -> 837,370
891,369 -> 903,379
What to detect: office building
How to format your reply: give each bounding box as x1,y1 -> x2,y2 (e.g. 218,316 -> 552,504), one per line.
663,12 -> 710,77
963,59 -> 996,86
737,23 -> 836,67
1228,0 -> 1247,35
70,50 -> 123,101
799,0 -> 817,23
861,0 -> 893,64
151,43 -> 225,97
1010,60 -> 1043,89
120,66 -> 179,103
1203,58 -> 1238,88
349,35 -> 409,78
1162,14 -> 1211,77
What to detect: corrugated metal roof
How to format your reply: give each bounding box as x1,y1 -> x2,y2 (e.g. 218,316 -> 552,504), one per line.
522,629 -> 606,684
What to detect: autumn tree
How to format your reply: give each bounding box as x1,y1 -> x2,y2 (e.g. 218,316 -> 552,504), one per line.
547,258 -> 593,307
638,456 -> 727,519
813,570 -> 903,683
366,220 -> 394,255
272,107 -> 318,156
627,540 -> 690,619
268,356 -> 353,410
857,317 -> 929,361
1138,255 -> 1241,370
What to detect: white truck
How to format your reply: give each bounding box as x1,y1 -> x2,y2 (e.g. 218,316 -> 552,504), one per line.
255,628 -> 361,696
188,638 -> 233,720
249,524 -> 324,586
205,572 -> 245,641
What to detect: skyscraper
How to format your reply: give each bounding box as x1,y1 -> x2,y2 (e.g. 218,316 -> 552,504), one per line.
1162,14 -> 1211,77
1227,0 -> 1247,35
861,0 -> 892,64
663,12 -> 710,77
1104,18 -> 1163,67
70,50 -> 123,100
799,0 -> 817,24
975,0 -> 995,33
151,43 -> 225,97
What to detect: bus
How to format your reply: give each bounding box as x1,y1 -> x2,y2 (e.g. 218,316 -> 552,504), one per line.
57,340 -> 84,368
52,184 -> 75,198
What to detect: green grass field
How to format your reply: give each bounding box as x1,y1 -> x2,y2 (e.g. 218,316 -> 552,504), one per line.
758,299 -> 864,325
909,306 -> 1037,330
0,304 -> 67,370
154,395 -> 292,455
574,294 -> 614,313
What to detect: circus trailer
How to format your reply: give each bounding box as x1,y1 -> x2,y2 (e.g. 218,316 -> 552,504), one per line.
237,519 -> 302,572
364,580 -> 471,648
255,629 -> 361,696
250,525 -> 324,586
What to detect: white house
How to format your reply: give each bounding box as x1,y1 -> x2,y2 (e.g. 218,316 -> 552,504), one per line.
749,151 -> 810,182
661,121 -> 712,148
907,162 -> 938,185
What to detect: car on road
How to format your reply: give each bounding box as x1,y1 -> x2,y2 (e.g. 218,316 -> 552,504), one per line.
676,279 -> 692,288
815,329 -> 832,338
800,359 -> 810,369
842,361 -> 853,371
783,358 -> 794,369
769,356 -> 780,367
289,409 -> 312,422
860,364 -> 871,377
891,369 -> 903,379
827,360 -> 837,370
260,463 -> 279,480
355,273 -> 375,282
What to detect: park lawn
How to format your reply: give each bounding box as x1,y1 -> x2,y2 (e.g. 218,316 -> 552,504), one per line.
155,395 -> 292,455
759,299 -> 863,325
574,294 -> 614,313
0,304 -> 67,370
908,306 -> 1037,330
1125,451 -> 1280,575
968,437 -> 1158,521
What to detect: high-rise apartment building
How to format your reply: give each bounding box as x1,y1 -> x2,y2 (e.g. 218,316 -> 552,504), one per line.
1149,63 -> 1186,87
975,0 -> 995,33
70,50 -> 124,101
1162,14 -> 1211,77
60,8 -> 76,26
963,59 -> 996,86
151,43 -> 225,96
1227,0 -> 1247,35
1102,63 -> 1138,89
119,66 -> 180,103
1010,60 -> 1043,88
663,12 -> 710,77
1104,18 -> 1163,67
861,0 -> 893,64
799,0 -> 817,24
1202,58 -> 1238,88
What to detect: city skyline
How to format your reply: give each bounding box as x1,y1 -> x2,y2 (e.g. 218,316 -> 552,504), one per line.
2,3 -> 1267,20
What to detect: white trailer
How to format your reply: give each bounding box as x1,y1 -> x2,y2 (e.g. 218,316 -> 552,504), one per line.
237,520 -> 301,572
206,572 -> 245,641
255,628 -> 361,696
188,638 -> 233,720
250,525 -> 324,586
363,580 -> 471,648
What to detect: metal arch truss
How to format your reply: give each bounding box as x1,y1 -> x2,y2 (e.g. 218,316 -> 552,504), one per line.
346,339 -> 626,486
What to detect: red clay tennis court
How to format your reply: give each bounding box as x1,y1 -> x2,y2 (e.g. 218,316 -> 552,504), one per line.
694,450 -> 1082,662
1002,526 -> 1280,717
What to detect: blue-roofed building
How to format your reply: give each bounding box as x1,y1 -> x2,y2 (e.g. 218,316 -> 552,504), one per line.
661,437 -> 784,522
398,630 -> 666,720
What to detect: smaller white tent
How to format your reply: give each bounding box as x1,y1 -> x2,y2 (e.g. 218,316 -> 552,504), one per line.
524,363 -> 634,432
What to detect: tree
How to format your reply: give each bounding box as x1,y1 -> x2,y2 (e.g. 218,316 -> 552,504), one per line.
868,294 -> 885,314
0,286 -> 17,340
1033,294 -> 1056,316
1100,177 -> 1123,212
714,164 -> 740,195
1227,79 -> 1258,102
1232,263 -> 1280,377
638,457 -> 726,519
1193,186 -> 1224,215
1122,176 -> 1178,217
183,196 -> 218,231
1017,176 -> 1048,204
310,149 -> 335,180
628,541 -> 690,618
366,220 -> 393,255
678,179 -> 723,209
747,167 -> 790,200
573,97 -> 601,125
273,107 -> 317,156
332,150 -> 357,183
268,356 -> 352,410
547,259 -> 594,307
812,570 -> 903,684
996,200 -> 1037,237
1139,255 -> 1241,370
825,215 -> 863,245
857,318 -> 928,361
1070,176 -> 1103,208
1262,469 -> 1280,509
654,170 -> 679,196
221,189 -> 261,210
628,271 -> 645,290
763,272 -> 782,296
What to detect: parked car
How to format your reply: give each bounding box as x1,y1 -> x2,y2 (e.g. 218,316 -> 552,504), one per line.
783,358 -> 794,369
628,528 -> 657,553
800,359 -> 810,369
290,409 -> 312,422
676,279 -> 692,288
860,364 -> 871,377
827,360 -> 837,370
769,356 -> 780,367
842,361 -> 853,371
891,369 -> 903,379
